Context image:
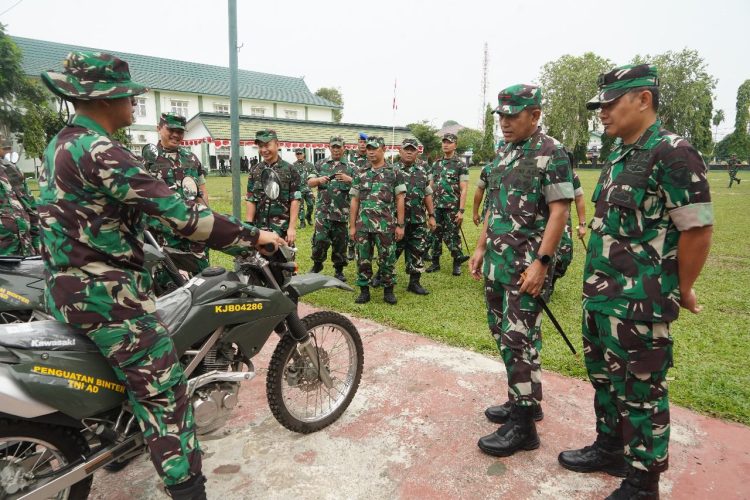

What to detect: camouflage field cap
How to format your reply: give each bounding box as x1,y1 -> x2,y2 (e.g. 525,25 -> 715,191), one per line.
442,133 -> 457,143
159,112 -> 187,130
401,138 -> 419,149
493,84 -> 542,115
40,51 -> 148,101
586,64 -> 659,110
365,136 -> 385,149
294,148 -> 304,154
329,136 -> 345,147
255,129 -> 278,143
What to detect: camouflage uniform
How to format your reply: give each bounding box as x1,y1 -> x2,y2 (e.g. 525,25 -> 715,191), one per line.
476,161 -> 494,223
552,171 -> 583,284
350,150 -> 406,288
293,152 -> 315,225
429,152 -> 469,262
39,52 -> 262,490
580,65 -> 714,473
0,154 -> 38,256
310,153 -> 353,271
347,149 -> 369,259
246,149 -> 301,238
727,155 -> 741,188
395,157 -> 433,275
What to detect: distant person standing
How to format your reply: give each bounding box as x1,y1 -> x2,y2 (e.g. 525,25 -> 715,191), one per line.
0,139 -> 38,255
293,148 -> 315,228
347,132 -> 369,261
728,153 -> 741,188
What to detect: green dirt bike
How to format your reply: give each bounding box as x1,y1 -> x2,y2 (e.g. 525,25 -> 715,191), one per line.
0,170 -> 363,500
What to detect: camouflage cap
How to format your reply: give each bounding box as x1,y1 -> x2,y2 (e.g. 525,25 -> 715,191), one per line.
442,133 -> 457,143
401,138 -> 419,149
40,51 -> 148,101
255,129 -> 278,143
329,136 -> 345,147
294,148 -> 304,154
493,84 -> 542,115
365,136 -> 385,149
159,112 -> 186,130
586,64 -> 659,110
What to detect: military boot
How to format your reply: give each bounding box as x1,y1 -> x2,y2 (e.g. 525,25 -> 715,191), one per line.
452,255 -> 469,276
383,286 -> 397,305
558,434 -> 627,477
334,265 -> 346,282
371,273 -> 382,288
166,474 -> 207,500
306,214 -> 313,225
485,400 -> 543,424
310,261 -> 323,273
605,467 -> 660,500
477,405 -> 540,457
425,258 -> 441,273
406,273 -> 429,295
354,286 -> 370,304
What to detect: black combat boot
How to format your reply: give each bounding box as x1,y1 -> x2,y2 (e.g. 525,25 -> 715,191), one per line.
485,400 -> 543,424
166,474 -> 207,500
334,265 -> 346,282
383,286 -> 397,305
558,433 -> 627,477
371,272 -> 382,288
307,214 -> 313,225
452,255 -> 469,276
406,273 -> 429,295
310,261 -> 323,273
606,467 -> 660,499
425,257 -> 441,273
354,286 -> 370,304
477,405 -> 540,457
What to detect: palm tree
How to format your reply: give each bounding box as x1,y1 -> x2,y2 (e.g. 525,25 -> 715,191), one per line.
712,109 -> 725,142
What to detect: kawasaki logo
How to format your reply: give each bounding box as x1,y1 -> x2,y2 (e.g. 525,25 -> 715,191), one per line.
30,339 -> 76,348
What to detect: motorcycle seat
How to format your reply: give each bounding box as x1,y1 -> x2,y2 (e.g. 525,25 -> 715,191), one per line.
0,256 -> 44,275
0,320 -> 100,352
155,287 -> 192,334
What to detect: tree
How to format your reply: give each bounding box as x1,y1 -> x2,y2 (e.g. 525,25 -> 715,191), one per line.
456,128 -> 482,156
538,52 -> 612,162
315,87 -> 343,123
18,99 -> 61,161
407,121 -> 442,161
712,109 -> 725,142
632,49 -> 716,155
479,104 -> 496,163
715,80 -> 750,160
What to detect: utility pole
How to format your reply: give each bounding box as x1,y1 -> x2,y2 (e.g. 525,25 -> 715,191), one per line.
478,42 -> 489,130
228,0 -> 241,219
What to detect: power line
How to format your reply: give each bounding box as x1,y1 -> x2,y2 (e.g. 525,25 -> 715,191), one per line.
0,0 -> 24,17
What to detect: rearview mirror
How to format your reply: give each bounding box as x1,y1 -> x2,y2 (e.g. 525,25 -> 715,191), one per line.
141,144 -> 158,166
261,168 -> 281,200
181,177 -> 199,201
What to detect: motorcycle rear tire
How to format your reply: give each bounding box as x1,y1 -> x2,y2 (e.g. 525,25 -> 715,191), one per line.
266,311 -> 363,434
0,419 -> 92,500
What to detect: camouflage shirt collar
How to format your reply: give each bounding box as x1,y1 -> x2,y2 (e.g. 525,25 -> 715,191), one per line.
156,142 -> 180,155
71,114 -> 109,137
612,119 -> 662,156
511,127 -> 543,151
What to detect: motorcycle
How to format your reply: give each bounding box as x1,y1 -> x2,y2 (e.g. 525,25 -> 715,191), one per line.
0,170 -> 363,500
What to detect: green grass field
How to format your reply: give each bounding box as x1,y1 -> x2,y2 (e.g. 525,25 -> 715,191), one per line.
36,167 -> 748,425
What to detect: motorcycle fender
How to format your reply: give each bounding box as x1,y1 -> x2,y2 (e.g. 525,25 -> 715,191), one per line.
287,273 -> 353,297
0,365 -> 57,418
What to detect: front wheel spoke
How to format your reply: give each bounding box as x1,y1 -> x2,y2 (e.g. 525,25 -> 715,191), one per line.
29,449 -> 55,474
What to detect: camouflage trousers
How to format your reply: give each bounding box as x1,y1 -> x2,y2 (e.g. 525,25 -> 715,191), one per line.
430,207 -> 465,260
311,219 -> 348,267
79,314 -> 201,486
298,191 -> 315,222
395,222 -> 430,275
553,225 -> 573,281
728,169 -> 740,188
355,231 -> 397,287
484,280 -> 543,406
583,310 -> 672,472
0,212 -> 35,256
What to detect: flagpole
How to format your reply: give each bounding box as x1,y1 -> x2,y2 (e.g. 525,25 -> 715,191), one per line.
392,78 -> 397,162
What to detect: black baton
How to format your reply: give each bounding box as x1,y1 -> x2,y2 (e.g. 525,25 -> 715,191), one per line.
459,225 -> 471,255
578,235 -> 588,252
537,297 -> 577,355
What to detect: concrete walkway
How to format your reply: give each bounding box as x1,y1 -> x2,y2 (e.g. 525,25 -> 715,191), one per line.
92,304 -> 750,499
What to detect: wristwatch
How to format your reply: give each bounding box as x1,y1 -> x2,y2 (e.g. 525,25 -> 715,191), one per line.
397,222 -> 405,228
537,254 -> 552,265
458,208 -> 465,214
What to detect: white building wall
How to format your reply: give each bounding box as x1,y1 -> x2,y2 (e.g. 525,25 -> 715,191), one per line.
307,106 -> 332,122
160,92 -> 201,121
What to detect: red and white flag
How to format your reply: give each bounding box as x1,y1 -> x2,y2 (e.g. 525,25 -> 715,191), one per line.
392,78 -> 398,111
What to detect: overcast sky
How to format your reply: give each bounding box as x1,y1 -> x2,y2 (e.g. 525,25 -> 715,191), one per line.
2,0 -> 748,138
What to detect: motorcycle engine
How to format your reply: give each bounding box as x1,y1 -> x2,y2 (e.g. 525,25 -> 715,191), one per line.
191,382 -> 240,435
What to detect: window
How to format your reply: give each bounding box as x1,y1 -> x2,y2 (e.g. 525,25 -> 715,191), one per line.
134,98 -> 147,117
170,100 -> 189,118
136,134 -> 147,144
214,103 -> 229,114
250,107 -> 265,117
284,110 -> 298,119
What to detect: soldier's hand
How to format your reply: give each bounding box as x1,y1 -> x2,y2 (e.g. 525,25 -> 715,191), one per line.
577,224 -> 587,239
395,227 -> 405,241
255,230 -> 284,252
454,212 -> 464,226
518,261 -> 546,297
349,227 -> 356,240
680,287 -> 703,314
469,248 -> 485,281
318,176 -> 329,185
335,172 -> 352,183
286,228 -> 296,246
427,216 -> 437,232
473,213 -> 480,226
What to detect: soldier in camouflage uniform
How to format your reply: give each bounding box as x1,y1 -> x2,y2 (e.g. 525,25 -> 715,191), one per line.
394,138 -> 436,295
346,132 -> 369,260
426,132 -> 470,276
727,153 -> 741,188
308,136 -> 354,281
38,51 -> 283,499
558,65 -> 714,500
473,161 -> 493,226
293,148 -> 315,228
0,140 -> 39,255
551,169 -> 586,292
468,84 -> 573,458
349,136 -> 406,304
246,129 -> 301,245
146,113 -> 210,291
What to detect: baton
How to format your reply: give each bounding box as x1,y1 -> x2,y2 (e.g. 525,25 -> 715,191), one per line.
459,225 -> 471,255
537,297 -> 577,355
578,235 -> 588,252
